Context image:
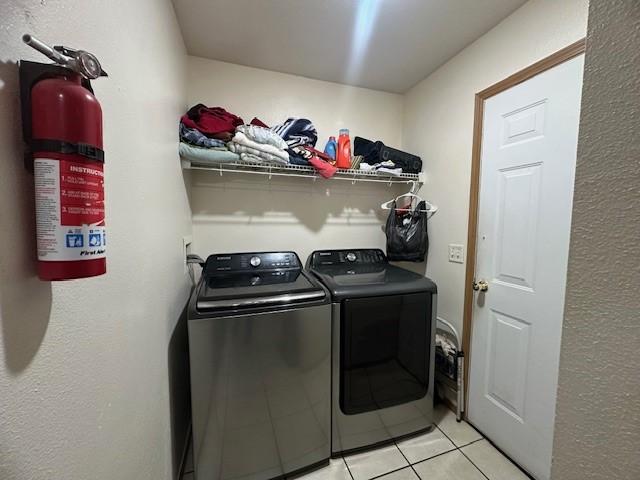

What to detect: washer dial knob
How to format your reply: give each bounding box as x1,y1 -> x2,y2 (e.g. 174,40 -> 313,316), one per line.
346,252 -> 357,262
250,256 -> 261,267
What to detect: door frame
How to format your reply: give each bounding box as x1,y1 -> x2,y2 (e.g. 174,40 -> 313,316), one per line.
461,39 -> 586,414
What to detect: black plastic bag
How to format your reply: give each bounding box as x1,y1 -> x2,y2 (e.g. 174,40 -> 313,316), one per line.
385,201 -> 429,262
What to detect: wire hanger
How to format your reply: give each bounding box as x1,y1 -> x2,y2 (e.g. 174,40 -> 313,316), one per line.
380,181 -> 438,218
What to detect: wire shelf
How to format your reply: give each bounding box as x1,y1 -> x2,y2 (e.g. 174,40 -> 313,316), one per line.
181,158 -> 423,185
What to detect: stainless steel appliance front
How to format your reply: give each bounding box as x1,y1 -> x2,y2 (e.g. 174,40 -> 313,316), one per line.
189,304 -> 331,479
331,297 -> 437,455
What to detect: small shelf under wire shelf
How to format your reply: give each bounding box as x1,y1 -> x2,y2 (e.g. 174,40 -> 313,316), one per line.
181,157 -> 423,186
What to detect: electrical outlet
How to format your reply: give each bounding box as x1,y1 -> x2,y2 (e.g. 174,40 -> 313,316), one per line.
448,244 -> 464,264
183,235 -> 193,273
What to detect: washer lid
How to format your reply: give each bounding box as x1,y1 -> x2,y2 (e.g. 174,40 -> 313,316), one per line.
196,269 -> 326,312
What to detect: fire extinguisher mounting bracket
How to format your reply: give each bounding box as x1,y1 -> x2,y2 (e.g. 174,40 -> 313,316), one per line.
30,139 -> 105,162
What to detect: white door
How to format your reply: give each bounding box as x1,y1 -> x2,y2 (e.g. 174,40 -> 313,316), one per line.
468,55 -> 584,480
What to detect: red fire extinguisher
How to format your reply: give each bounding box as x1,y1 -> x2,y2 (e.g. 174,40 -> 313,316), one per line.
21,35 -> 108,281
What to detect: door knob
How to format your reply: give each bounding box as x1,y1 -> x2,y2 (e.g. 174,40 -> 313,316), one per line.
473,279 -> 489,292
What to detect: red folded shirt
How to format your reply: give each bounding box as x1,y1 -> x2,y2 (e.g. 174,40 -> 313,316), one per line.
181,104 -> 244,137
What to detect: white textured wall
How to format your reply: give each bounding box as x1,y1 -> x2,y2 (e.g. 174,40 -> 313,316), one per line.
186,57 -> 404,261
402,0 -> 589,334
0,2 -> 191,480
552,1 -> 640,479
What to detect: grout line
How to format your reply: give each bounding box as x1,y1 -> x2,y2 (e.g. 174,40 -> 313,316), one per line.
465,436 -> 535,480
434,421 -> 483,449
463,416 -> 535,479
392,437 -> 420,479
432,422 -> 490,480
433,422 -> 457,447
342,456 -> 356,480
457,447 -> 491,480
409,447 -> 459,468
366,464 -> 417,480
460,436 -> 485,448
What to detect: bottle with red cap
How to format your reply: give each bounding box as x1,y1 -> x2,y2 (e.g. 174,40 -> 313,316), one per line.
336,129 -> 351,169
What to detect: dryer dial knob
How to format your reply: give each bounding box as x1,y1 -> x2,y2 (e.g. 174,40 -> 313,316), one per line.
346,252 -> 357,262
250,256 -> 261,267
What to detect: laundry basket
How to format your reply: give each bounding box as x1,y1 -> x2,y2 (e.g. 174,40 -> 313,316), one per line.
435,318 -> 464,422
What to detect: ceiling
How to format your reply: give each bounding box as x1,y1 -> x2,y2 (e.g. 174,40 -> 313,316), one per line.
172,0 -> 527,93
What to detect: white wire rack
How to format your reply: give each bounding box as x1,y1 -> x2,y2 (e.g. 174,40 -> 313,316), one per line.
181,158 -> 423,186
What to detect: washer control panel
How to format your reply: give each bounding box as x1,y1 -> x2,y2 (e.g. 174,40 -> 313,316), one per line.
204,252 -> 300,273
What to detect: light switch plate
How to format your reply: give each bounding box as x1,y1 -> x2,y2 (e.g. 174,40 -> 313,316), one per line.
448,244 -> 464,263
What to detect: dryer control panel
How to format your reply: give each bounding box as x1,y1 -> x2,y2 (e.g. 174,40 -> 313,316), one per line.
308,249 -> 386,267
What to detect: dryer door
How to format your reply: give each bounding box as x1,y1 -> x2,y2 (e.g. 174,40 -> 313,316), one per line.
340,292 -> 432,415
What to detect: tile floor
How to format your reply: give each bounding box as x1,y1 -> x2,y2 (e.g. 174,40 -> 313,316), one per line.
181,404 -> 530,480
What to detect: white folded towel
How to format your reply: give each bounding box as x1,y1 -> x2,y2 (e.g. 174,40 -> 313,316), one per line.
228,141 -> 288,164
236,125 -> 289,150
230,132 -> 289,164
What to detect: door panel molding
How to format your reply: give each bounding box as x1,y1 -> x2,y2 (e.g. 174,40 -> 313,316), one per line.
462,38 -> 586,415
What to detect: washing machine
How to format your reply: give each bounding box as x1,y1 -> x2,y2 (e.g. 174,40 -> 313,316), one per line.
188,251 -> 331,480
307,249 -> 437,455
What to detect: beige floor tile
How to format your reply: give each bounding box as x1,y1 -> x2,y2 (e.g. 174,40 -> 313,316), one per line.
378,466 -> 420,479
461,439 -> 529,480
298,458 -> 352,480
412,450 -> 485,480
396,427 -> 456,464
434,404 -> 482,447
345,444 -> 409,480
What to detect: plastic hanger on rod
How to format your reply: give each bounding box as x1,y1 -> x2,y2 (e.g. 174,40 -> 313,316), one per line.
380,181 -> 438,217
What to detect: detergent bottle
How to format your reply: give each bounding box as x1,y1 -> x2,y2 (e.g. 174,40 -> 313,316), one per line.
323,136 -> 337,161
336,129 -> 351,169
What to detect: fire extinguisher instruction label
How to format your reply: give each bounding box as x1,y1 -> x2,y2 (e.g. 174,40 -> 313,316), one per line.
35,158 -> 106,261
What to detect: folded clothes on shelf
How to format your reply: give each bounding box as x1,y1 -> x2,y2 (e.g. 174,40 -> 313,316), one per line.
283,143 -> 337,178
181,104 -> 244,141
272,118 -> 318,149
179,142 -> 240,165
178,106 -> 422,180
238,152 -> 269,165
354,136 -> 423,174
228,141 -> 289,164
309,156 -> 337,179
229,131 -> 289,164
360,160 -> 403,176
179,122 -> 226,148
236,124 -> 289,150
